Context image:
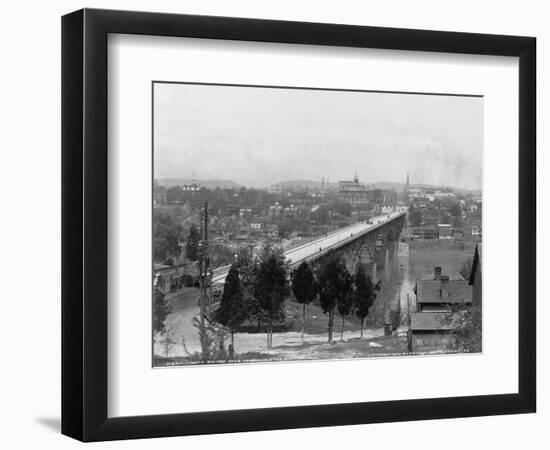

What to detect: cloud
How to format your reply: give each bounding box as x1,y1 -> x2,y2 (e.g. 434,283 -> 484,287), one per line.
154,83 -> 482,190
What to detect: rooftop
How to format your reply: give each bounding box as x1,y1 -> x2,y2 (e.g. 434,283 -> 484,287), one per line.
410,312 -> 457,331
416,279 -> 473,304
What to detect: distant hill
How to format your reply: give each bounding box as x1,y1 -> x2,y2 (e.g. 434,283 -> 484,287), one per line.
273,180 -> 324,189
156,179 -> 241,189
361,180 -> 480,195
369,181 -> 405,190
274,179 -> 480,195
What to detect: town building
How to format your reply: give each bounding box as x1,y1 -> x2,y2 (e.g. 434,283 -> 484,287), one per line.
435,189 -> 456,200
338,173 -> 369,208
409,312 -> 457,352
234,220 -> 250,241
283,204 -> 299,219
415,267 -> 473,312
412,224 -> 436,239
267,184 -> 283,194
239,208 -> 252,218
288,191 -> 313,208
226,204 -> 240,217
181,182 -> 201,192
410,267 -> 473,352
437,223 -> 452,239
268,202 -> 283,218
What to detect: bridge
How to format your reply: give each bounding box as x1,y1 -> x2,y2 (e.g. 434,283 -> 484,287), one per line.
211,208 -> 407,286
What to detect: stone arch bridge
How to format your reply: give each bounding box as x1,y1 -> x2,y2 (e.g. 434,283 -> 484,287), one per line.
211,208 -> 407,287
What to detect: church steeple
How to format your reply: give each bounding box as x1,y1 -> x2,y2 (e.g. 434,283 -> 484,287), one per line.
406,171 -> 410,186
354,172 -> 359,184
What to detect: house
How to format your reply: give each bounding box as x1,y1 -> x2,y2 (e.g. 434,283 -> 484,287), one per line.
226,204 -> 240,217
437,223 -> 452,239
267,184 -> 283,194
410,267 -> 473,352
181,182 -> 201,192
250,222 -> 264,231
234,220 -> 250,241
409,312 -> 457,352
415,267 -> 473,312
268,202 -> 283,218
239,208 -> 252,218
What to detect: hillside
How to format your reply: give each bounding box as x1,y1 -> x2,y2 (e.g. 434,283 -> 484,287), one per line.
156,178 -> 240,189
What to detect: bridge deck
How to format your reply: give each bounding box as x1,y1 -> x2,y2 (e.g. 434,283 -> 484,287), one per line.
211,208 -> 407,286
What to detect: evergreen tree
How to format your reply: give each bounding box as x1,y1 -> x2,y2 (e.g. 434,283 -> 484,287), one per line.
153,287 -> 170,337
337,270 -> 353,341
317,258 -> 351,343
291,262 -> 317,344
353,264 -> 377,339
254,246 -> 289,348
214,265 -> 246,350
186,224 -> 201,262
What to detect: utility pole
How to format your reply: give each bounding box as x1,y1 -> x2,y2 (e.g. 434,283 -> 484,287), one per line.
198,201 -> 210,362
407,293 -> 412,352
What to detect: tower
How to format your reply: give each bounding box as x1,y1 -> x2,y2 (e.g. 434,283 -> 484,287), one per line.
406,171 -> 409,186
354,172 -> 359,184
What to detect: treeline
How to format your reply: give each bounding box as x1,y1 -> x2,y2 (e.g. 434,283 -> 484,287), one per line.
214,246 -> 379,353
162,185 -> 283,214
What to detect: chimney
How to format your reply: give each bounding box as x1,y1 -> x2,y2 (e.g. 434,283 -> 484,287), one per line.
434,267 -> 442,280
440,275 -> 450,298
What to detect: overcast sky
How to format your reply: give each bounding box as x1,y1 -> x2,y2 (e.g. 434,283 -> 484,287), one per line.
154,83 -> 483,190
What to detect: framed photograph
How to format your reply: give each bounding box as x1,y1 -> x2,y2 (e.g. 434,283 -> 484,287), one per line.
62,8 -> 536,442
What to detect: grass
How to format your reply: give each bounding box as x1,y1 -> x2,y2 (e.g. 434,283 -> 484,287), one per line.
408,239 -> 476,280
154,333 -> 412,366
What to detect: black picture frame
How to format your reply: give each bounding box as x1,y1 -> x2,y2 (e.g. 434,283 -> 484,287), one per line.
61,8 -> 536,442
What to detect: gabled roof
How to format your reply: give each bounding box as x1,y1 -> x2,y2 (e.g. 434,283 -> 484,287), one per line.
416,279 -> 473,304
410,312 -> 457,331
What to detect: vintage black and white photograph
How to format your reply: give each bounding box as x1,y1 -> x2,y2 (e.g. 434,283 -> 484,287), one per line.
152,82 -> 483,367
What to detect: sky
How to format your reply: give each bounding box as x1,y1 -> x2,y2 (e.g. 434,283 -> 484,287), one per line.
153,82 -> 483,190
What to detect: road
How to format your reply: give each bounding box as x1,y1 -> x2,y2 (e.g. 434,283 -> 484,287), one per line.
211,208 -> 407,285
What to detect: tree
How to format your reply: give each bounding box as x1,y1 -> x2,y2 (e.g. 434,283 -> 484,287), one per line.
353,264 -> 376,339
337,271 -> 353,341
409,206 -> 422,226
446,303 -> 482,353
214,265 -> 247,350
450,202 -> 462,218
331,200 -> 352,217
291,262 -> 317,344
254,246 -> 289,348
185,224 -> 201,262
159,323 -> 179,359
317,258 -> 351,343
153,211 -> 182,263
235,250 -> 265,332
166,185 -> 183,203
153,287 -> 170,337
459,257 -> 473,281
311,205 -> 330,225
